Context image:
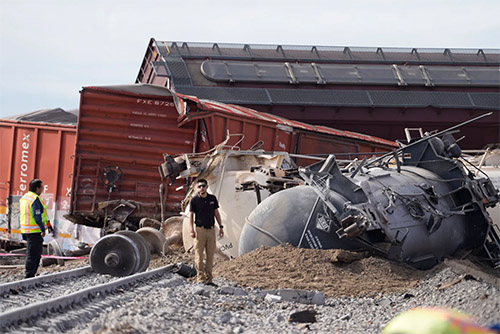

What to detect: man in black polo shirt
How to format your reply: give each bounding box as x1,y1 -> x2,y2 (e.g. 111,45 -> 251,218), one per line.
189,178 -> 224,285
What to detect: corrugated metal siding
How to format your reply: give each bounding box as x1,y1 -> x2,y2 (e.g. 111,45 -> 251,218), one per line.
180,97 -> 394,169
198,113 -> 294,153
293,131 -> 359,166
184,97 -> 397,148
0,120 -> 76,243
71,86 -> 196,222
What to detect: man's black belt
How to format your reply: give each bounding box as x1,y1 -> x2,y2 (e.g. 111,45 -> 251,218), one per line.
195,225 -> 214,229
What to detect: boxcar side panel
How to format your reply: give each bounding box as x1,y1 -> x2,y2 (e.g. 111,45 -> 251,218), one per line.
70,88 -> 196,226
0,121 -> 90,249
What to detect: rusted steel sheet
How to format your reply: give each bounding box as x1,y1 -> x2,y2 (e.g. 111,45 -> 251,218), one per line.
70,85 -> 196,227
177,95 -> 396,157
69,84 -> 396,228
0,120 -> 95,249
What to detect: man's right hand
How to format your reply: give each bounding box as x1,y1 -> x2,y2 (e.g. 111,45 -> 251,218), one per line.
47,221 -> 54,235
190,230 -> 196,238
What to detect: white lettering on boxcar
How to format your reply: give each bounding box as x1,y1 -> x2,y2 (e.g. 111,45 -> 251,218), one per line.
128,135 -> 152,141
130,123 -> 150,128
136,99 -> 173,107
19,133 -> 30,192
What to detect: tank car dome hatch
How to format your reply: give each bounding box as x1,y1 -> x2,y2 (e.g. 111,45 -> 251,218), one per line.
240,114 -> 500,269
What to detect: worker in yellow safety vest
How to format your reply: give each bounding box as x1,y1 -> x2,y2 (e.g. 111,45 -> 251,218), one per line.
20,179 -> 53,278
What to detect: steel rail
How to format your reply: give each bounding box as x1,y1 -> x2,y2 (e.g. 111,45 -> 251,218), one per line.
0,266 -> 92,295
0,264 -> 175,330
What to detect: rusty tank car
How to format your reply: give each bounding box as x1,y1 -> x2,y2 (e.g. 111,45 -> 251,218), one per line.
239,114 -> 500,269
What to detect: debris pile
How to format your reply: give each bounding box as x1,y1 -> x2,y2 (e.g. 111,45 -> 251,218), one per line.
214,245 -> 428,298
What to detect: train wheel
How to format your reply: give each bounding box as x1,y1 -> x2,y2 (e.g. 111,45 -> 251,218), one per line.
115,230 -> 151,273
137,227 -> 167,255
90,234 -> 139,277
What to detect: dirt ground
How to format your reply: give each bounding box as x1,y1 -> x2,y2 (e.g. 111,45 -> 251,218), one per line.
1,245 -> 498,299
213,245 -> 428,298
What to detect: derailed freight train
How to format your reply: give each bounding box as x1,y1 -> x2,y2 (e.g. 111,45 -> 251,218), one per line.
67,84 -> 394,232
240,116 -> 500,269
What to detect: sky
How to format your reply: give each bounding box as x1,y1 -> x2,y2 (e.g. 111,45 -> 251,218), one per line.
0,0 -> 499,118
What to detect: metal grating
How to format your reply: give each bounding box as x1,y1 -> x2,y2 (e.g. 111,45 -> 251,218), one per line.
201,61 -> 291,83
425,67 -> 470,85
199,60 -> 499,87
356,65 -> 398,84
268,89 -> 371,105
156,41 -> 500,65
470,93 -> 500,109
288,63 -> 319,83
465,67 -> 500,86
176,86 -> 271,104
174,86 -> 500,110
368,91 -> 426,107
164,57 -> 193,86
369,91 -> 473,108
398,66 -> 428,85
319,64 -> 361,84
152,61 -> 171,77
426,91 -> 475,107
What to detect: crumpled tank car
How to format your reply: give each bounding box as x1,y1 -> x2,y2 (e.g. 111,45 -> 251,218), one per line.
240,122 -> 500,269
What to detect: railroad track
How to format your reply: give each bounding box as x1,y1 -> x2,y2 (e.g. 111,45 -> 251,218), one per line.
0,264 -> 178,332
1,266 -> 96,313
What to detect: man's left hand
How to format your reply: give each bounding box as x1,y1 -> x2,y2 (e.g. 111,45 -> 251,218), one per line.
219,227 -> 224,238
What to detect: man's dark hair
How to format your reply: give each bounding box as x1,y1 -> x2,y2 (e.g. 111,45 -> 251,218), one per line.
29,179 -> 43,192
196,178 -> 208,185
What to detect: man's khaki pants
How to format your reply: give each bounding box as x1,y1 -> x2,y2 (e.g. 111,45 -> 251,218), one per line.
194,226 -> 216,283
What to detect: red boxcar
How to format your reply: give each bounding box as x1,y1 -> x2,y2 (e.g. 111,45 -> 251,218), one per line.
68,84 -> 396,228
0,119 -> 91,248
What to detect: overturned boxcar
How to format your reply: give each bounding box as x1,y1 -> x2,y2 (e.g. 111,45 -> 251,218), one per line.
66,84 -> 396,231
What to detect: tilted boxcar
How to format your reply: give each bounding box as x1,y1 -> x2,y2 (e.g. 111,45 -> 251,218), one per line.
67,84 -> 396,229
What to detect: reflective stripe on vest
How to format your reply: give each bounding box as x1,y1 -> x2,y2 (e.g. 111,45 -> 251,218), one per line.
19,192 -> 48,234
39,197 -> 49,226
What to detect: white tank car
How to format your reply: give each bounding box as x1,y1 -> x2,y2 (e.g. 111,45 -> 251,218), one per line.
160,149 -> 298,259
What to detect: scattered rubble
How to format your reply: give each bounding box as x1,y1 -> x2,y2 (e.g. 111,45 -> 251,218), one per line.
1,244 -> 499,333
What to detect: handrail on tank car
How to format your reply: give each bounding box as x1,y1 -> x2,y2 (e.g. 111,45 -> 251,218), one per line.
365,112 -> 493,168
